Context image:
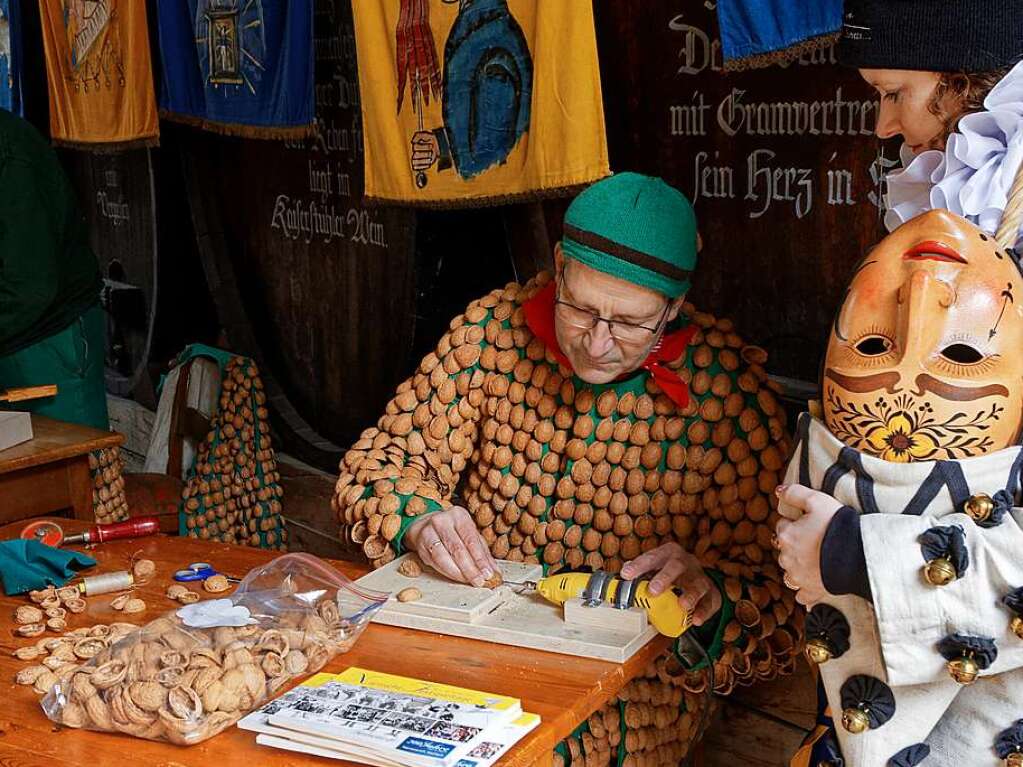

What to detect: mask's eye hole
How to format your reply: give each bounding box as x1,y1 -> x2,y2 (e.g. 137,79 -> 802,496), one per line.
940,344 -> 984,364
855,336 -> 892,356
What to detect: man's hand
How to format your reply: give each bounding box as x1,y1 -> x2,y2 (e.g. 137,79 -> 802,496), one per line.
774,484 -> 843,606
411,131 -> 439,172
620,542 -> 722,627
404,506 -> 498,587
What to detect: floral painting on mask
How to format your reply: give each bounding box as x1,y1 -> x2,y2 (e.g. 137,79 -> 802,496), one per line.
822,209 -> 1023,462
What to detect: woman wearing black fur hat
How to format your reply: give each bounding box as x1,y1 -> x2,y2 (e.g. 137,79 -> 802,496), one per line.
839,0 -> 1023,243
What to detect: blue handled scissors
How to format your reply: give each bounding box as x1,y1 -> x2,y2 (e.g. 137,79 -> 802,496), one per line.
173,562 -> 239,583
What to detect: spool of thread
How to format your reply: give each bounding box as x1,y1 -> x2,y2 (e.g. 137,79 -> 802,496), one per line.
78,571 -> 135,596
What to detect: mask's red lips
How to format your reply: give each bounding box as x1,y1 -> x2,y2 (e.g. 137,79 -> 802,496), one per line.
903,240 -> 967,263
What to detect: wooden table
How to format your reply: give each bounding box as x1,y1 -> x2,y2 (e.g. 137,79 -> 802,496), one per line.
0,520 -> 671,767
0,416 -> 123,524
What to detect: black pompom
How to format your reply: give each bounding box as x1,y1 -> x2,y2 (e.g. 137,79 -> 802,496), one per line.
888,743 -> 930,767
936,634 -> 998,669
978,489 -> 1012,529
840,674 -> 896,729
919,525 -> 969,575
995,719 -> 1023,759
1004,587 -> 1023,616
806,604 -> 851,658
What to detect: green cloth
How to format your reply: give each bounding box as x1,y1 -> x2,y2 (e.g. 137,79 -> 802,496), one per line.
561,172 -> 698,298
0,304 -> 109,430
0,109 -> 102,358
0,539 -> 96,596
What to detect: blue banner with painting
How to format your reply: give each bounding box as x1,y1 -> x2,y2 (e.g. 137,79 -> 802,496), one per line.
0,0 -> 21,115
157,0 -> 315,139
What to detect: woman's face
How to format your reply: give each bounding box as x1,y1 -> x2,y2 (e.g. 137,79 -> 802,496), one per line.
860,68 -> 957,155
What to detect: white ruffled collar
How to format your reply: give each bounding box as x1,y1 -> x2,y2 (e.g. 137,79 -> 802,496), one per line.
885,60 -> 1023,245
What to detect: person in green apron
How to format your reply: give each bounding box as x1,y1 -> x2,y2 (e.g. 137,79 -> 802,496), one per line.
0,109 -> 107,431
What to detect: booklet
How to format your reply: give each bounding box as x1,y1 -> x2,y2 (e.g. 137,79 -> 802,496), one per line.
238,668 -> 526,767
252,712 -> 542,767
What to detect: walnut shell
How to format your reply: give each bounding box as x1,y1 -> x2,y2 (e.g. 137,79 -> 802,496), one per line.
15,605 -> 44,624
60,701 -> 88,728
110,594 -> 131,611
255,629 -> 289,657
69,671 -> 97,703
166,685 -> 203,720
177,591 -> 201,604
46,618 -> 67,632
261,651 -> 286,678
13,646 -> 41,661
40,595 -> 61,610
32,670 -> 59,695
240,662 -> 266,698
45,607 -> 67,620
28,587 -> 55,604
15,665 -> 48,685
85,694 -> 113,729
283,650 -> 309,675
397,557 -> 423,578
317,599 -> 341,627
127,680 -> 168,713
482,571 -> 504,589
122,598 -> 146,614
166,584 -> 190,600
90,659 -> 128,690
396,587 -> 422,603
132,559 -> 156,580
65,597 -> 88,614
73,637 -> 106,660
42,655 -> 68,670
56,586 -> 79,604
203,575 -> 230,593
17,623 -> 45,637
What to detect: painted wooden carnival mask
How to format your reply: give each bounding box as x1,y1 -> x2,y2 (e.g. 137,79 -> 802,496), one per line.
823,209 -> 1023,462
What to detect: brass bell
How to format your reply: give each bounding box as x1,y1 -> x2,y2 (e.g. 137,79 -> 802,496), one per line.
948,655 -> 980,685
1006,752 -> 1023,767
1011,615 -> 1023,640
841,706 -> 870,734
964,493 -> 995,523
924,557 -> 957,586
804,637 -> 833,665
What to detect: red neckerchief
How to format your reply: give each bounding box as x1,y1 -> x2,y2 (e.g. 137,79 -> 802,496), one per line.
523,281 -> 697,408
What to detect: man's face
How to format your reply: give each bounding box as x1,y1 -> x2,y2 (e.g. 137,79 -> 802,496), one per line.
553,250 -> 681,384
823,209 -> 1023,462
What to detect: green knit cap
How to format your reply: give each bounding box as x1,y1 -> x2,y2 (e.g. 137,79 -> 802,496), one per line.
561,172 -> 697,298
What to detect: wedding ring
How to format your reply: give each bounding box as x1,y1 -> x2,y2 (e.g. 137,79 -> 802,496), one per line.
428,540 -> 444,552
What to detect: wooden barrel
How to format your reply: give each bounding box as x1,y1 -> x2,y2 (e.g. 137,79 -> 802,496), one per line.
61,148 -> 159,399
177,0 -> 417,469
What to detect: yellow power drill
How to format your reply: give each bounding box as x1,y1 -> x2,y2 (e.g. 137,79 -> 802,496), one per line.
507,570 -> 693,638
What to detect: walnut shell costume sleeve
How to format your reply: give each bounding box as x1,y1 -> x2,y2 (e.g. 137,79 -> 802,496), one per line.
335,272 -> 800,761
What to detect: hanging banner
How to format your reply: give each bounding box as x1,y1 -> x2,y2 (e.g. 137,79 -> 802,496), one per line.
158,0 -> 315,139
37,0 -> 159,149
0,0 -> 21,115
351,0 -> 610,207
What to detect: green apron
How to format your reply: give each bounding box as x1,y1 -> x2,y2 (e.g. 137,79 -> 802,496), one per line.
0,304 -> 109,431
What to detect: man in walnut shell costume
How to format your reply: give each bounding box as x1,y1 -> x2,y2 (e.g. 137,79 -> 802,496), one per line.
335,173 -> 797,766
777,210 -> 1023,767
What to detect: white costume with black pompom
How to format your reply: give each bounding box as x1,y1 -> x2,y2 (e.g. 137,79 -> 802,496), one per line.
784,414 -> 1023,765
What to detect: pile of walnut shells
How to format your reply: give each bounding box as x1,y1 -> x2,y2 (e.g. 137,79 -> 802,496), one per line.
15,586 -> 88,636
22,597 -> 350,744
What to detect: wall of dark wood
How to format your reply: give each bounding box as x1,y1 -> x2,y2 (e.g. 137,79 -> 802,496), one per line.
17,1 -> 898,466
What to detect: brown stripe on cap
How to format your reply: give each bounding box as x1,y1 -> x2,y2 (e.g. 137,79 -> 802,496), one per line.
564,224 -> 691,282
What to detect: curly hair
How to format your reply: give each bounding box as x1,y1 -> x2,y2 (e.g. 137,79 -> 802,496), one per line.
929,66 -> 1014,144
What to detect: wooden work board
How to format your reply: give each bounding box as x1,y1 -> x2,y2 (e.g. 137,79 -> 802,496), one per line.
354,556 -> 658,663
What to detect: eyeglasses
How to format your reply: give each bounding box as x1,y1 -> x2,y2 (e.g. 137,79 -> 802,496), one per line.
554,283 -> 670,344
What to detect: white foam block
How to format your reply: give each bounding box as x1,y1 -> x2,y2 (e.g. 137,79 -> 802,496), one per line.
0,411 -> 33,452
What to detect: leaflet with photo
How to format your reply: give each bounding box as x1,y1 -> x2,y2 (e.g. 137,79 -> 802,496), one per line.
238,668 -> 524,767
250,712 -> 542,767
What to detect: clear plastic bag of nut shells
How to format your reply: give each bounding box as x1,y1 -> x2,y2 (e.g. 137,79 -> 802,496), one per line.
40,553 -> 387,745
